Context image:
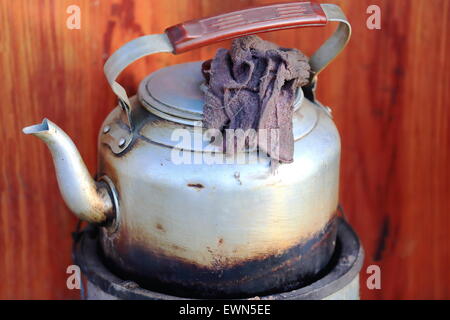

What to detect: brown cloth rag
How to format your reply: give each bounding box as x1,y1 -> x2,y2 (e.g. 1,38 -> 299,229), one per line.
202,35 -> 311,163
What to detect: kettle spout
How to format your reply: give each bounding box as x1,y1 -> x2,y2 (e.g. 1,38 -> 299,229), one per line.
22,119 -> 114,223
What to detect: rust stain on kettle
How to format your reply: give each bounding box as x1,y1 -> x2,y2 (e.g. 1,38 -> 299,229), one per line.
187,183 -> 204,190
155,223 -> 166,233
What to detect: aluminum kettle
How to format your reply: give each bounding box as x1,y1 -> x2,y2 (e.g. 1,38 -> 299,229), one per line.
23,1 -> 351,298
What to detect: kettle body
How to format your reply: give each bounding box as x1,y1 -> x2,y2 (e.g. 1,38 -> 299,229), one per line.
23,2 -> 351,298
96,61 -> 340,297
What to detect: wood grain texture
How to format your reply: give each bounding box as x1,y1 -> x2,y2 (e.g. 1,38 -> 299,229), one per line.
0,0 -> 448,299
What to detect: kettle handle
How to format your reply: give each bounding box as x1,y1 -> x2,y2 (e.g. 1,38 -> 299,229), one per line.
104,2 -> 350,132
164,2 -> 350,60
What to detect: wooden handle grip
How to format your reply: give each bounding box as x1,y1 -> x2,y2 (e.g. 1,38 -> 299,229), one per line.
165,1 -> 328,54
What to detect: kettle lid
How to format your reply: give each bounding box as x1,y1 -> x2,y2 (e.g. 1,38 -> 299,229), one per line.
138,62 -> 204,125
138,61 -> 303,126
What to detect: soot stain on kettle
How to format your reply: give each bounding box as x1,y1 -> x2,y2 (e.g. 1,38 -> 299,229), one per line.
171,244 -> 187,252
100,216 -> 338,299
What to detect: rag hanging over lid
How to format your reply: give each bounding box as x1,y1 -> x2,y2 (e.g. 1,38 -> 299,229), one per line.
202,35 -> 311,163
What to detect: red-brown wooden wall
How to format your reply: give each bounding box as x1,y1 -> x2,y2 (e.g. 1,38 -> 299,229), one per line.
0,0 -> 448,299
